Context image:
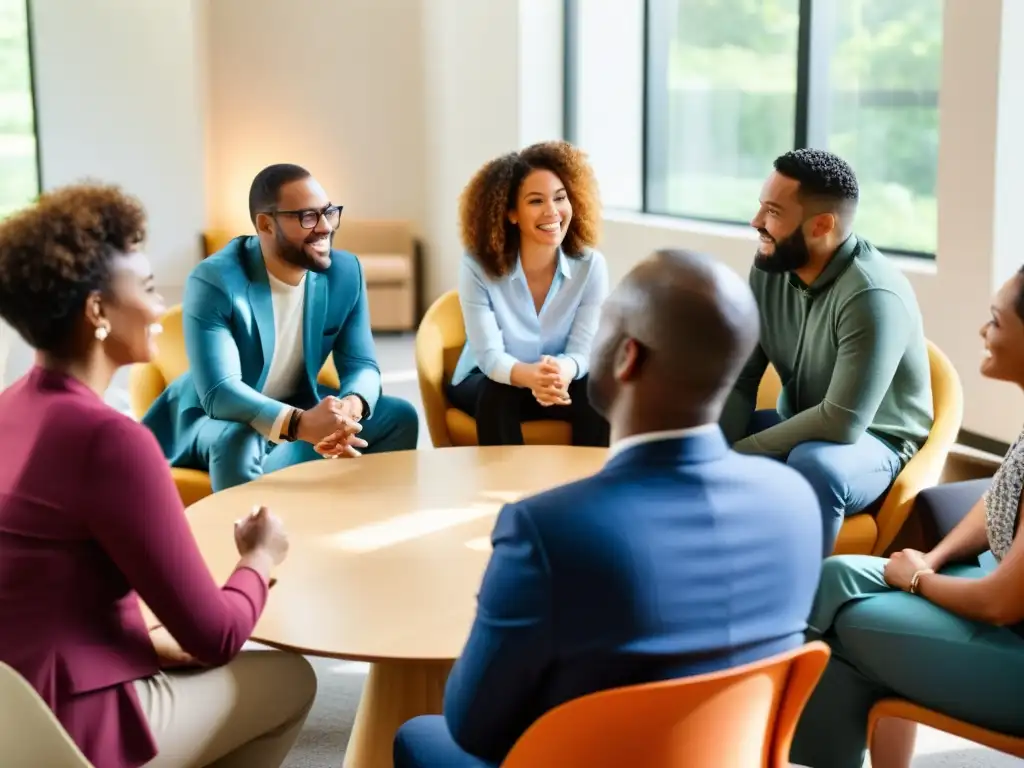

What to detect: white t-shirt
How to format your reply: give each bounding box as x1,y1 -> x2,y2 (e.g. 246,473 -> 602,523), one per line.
261,271 -> 307,441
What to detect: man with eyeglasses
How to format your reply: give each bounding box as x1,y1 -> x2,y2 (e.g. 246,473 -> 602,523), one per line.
141,163 -> 419,491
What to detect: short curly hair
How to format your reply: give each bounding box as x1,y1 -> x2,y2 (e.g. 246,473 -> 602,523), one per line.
774,148 -> 859,215
0,182 -> 146,353
459,140 -> 601,278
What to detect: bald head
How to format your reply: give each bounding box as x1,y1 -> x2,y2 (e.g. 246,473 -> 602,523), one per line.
587,249 -> 760,429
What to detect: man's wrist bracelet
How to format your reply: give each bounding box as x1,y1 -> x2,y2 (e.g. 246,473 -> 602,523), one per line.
286,408 -> 303,441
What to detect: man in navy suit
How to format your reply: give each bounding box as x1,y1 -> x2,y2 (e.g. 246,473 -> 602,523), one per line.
394,249 -> 824,767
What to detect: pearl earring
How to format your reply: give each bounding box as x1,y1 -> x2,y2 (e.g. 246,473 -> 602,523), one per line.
95,323 -> 110,341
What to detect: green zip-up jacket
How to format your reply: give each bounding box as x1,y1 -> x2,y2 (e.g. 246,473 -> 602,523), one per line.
720,234 -> 934,463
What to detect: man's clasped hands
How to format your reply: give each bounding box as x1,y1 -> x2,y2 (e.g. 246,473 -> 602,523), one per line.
279,394 -> 368,459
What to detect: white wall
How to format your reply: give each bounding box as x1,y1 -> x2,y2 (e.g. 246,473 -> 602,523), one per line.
417,0 -> 564,299
203,0 -> 429,242
201,0 -> 562,302
569,0 -> 644,210
31,0 -> 207,289
418,0 -> 522,301
518,0 -> 565,147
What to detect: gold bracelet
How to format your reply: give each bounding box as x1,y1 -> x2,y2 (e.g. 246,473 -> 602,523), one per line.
909,568 -> 934,595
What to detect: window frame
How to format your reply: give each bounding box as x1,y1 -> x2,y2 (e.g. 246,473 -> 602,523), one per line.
564,0 -> 938,260
0,0 -> 44,212
25,0 -> 42,194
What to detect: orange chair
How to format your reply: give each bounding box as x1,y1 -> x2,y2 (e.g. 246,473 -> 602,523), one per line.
501,641 -> 830,768
416,289 -> 573,447
755,340 -> 963,556
129,304 -> 340,506
868,699 -> 1024,759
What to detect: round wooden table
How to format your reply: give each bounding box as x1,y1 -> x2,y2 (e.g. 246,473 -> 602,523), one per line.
185,445 -> 606,768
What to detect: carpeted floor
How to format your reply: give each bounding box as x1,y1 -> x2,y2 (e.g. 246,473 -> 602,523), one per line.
283,654 -> 365,766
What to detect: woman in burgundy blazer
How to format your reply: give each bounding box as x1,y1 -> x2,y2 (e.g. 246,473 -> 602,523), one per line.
0,184 -> 316,768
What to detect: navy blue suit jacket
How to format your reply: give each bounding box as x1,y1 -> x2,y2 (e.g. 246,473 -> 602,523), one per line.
443,429 -> 823,763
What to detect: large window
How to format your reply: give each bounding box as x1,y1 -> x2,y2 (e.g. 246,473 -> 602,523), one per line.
566,0 -> 943,256
0,0 -> 39,219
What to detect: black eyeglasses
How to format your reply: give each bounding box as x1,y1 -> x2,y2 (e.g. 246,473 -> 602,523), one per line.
268,204 -> 343,230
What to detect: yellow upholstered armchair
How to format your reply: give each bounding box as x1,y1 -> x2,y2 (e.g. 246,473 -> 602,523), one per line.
128,305 -> 213,507
416,289 -> 573,447
129,304 -> 341,506
202,228 -> 237,257
756,340 -> 964,555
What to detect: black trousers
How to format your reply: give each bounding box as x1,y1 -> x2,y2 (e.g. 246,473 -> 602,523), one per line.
447,371 -> 610,447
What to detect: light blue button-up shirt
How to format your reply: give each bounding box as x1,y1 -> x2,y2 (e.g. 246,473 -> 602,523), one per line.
451,247 -> 609,386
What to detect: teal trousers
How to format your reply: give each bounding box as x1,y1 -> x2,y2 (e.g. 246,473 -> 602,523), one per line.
790,554 -> 1024,768
181,393 -> 419,491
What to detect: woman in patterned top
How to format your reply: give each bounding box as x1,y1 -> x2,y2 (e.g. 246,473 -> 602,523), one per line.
790,270 -> 1024,768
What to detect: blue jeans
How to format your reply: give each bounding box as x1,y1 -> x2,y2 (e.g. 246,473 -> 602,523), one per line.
394,716 -> 499,768
747,410 -> 902,557
183,394 -> 419,491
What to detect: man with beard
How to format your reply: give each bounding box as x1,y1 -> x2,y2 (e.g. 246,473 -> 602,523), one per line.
393,249 -> 822,768
141,164 -> 419,491
720,148 -> 933,557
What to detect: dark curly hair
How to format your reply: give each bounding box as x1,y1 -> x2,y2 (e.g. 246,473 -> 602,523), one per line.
774,148 -> 859,217
0,182 -> 146,353
459,140 -> 601,278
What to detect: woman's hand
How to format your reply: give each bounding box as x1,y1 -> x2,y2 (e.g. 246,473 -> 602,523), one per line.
884,548 -> 933,592
149,625 -> 199,669
531,356 -> 571,406
234,506 -> 289,566
518,359 -> 560,390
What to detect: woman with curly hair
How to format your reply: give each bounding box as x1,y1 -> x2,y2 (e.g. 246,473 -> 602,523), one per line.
0,184 -> 315,768
449,140 -> 610,446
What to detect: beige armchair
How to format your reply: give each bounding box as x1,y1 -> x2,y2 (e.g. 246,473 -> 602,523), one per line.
0,662 -> 91,766
203,219 -> 418,332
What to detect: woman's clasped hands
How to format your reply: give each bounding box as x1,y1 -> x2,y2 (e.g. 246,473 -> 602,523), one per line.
526,355 -> 572,407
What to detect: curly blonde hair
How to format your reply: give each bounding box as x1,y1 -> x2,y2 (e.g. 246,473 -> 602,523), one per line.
459,140 -> 601,278
0,182 -> 146,353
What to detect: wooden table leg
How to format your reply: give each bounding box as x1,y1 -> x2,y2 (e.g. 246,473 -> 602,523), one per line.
343,659 -> 454,768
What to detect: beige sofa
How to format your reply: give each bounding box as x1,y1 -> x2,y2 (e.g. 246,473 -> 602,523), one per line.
202,219 -> 419,332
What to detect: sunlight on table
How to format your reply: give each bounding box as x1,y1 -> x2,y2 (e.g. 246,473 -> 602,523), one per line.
464,536 -> 491,552
325,503 -> 501,553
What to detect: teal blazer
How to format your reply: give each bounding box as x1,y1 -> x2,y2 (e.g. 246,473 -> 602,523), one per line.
142,235 -> 382,465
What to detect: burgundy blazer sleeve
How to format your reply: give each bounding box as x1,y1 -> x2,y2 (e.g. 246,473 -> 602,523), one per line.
84,416 -> 267,666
